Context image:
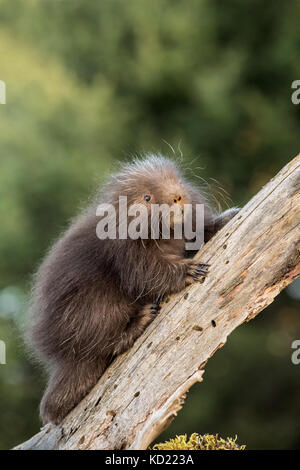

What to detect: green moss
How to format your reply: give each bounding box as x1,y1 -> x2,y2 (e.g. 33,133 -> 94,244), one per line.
153,433 -> 246,450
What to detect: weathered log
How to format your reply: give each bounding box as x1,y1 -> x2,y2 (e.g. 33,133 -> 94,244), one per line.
15,155 -> 300,450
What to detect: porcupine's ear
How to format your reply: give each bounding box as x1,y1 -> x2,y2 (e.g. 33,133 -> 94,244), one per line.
204,207 -> 240,242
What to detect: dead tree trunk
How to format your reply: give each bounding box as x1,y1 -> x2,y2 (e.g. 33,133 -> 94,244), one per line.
15,155 -> 300,450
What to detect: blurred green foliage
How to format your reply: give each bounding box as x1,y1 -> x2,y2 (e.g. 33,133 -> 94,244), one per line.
0,0 -> 299,450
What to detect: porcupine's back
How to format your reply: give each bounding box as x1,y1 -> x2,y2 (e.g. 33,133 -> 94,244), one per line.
27,209 -> 114,364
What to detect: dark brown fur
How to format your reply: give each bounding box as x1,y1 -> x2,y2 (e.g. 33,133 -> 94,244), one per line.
28,155 -> 239,424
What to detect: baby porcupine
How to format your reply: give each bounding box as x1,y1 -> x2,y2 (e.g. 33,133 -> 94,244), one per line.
28,155 -> 239,424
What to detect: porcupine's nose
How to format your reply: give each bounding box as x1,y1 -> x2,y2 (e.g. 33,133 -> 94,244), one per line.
173,194 -> 182,203
172,193 -> 185,218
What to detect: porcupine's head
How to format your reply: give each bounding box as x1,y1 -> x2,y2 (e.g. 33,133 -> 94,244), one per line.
98,154 -> 211,243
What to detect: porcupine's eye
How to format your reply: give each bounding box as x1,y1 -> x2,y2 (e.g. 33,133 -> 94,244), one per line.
144,195 -> 151,202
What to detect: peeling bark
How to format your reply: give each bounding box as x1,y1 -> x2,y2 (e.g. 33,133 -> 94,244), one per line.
14,155 -> 300,450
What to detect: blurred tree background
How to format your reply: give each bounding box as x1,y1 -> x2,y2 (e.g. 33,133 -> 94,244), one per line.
0,0 -> 299,450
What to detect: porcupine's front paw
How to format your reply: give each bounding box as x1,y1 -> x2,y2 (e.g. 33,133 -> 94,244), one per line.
185,260 -> 209,286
